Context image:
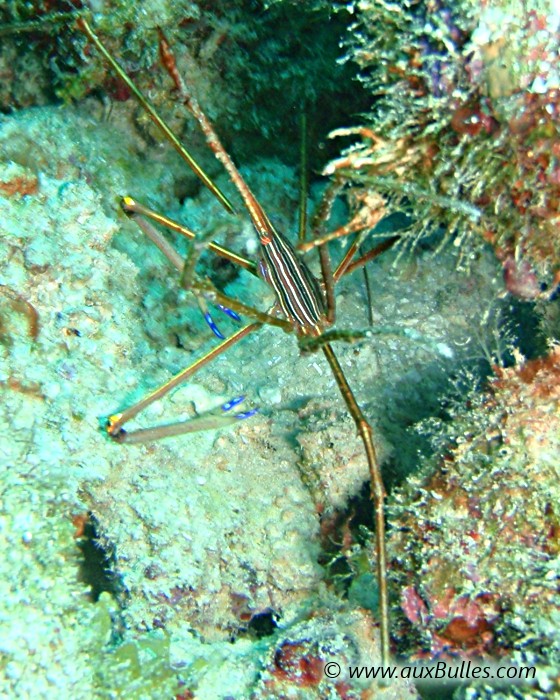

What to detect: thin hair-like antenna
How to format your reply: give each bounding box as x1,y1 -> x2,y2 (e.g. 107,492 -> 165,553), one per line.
298,110 -> 308,243
77,18 -> 236,215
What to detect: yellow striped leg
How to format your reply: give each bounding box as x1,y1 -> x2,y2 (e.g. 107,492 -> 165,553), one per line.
107,322 -> 260,439
322,342 -> 390,666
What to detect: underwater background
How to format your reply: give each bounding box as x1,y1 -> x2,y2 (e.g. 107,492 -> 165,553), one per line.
0,1 -> 559,698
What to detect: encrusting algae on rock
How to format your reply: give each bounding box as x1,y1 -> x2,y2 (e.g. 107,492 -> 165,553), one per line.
332,0 -> 560,297
390,347 -> 560,696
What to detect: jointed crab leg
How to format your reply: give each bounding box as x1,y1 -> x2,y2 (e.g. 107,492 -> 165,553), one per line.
306,179 -> 388,655
122,204 -> 291,331
114,395 -> 257,444
321,343 -> 390,661
77,18 -> 235,215
108,210 -> 288,440
107,322 -> 260,440
121,197 -> 258,275
337,236 -> 399,280
158,31 -> 275,240
298,112 -> 309,243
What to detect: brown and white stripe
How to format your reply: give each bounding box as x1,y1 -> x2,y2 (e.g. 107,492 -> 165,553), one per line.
259,226 -> 325,337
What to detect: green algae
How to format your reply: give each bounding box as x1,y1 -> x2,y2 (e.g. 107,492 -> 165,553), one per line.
330,0 -> 560,287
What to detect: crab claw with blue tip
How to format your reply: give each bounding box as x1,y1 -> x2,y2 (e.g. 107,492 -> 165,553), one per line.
197,297 -> 242,339
109,395 -> 257,444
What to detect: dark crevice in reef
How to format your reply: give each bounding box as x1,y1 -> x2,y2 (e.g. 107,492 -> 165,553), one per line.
1,2 -> 369,174
0,1 -> 87,113
318,482 -> 380,608
245,609 -> 279,639
379,292 -> 549,490
211,0 -> 372,170
76,513 -> 123,603
227,608 -> 279,642
504,297 -> 550,362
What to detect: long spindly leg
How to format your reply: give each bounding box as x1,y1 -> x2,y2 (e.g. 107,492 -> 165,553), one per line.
77,18 -> 235,215
303,182 -> 390,661
108,209 -> 289,440
123,203 -> 292,332
334,235 -> 399,282
296,124 -> 337,326
121,197 -> 258,276
301,179 -> 398,283
107,321 -> 261,440
305,186 -> 390,661
321,342 -> 390,666
114,395 -> 257,445
306,176 -> 338,323
298,111 -> 309,244
299,186 -> 388,255
297,135 -> 390,662
299,175 -> 399,284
